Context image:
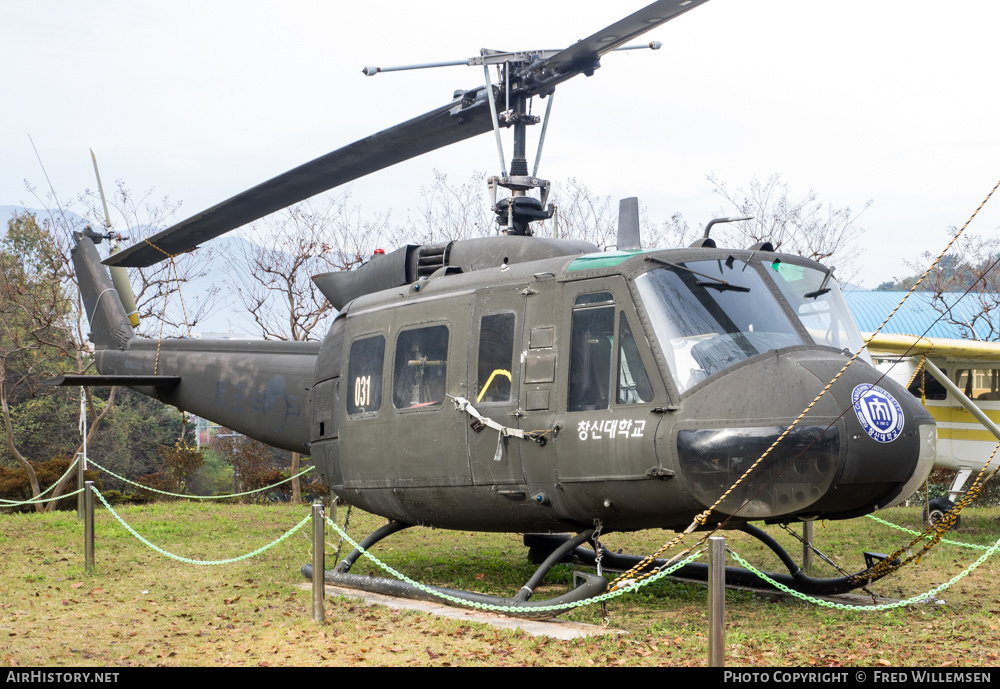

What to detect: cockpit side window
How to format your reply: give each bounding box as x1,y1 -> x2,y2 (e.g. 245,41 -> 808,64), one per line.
568,292 -> 654,411
393,325 -> 449,410
617,313 -> 654,404
477,313 -> 515,403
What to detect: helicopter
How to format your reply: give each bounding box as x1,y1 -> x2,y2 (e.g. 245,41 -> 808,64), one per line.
59,0 -> 938,616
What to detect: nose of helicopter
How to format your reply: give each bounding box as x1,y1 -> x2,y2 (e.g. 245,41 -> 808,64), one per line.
672,349 -> 936,521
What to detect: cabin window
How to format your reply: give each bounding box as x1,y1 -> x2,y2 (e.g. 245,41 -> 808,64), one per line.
393,325 -> 449,409
575,291 -> 614,306
477,313 -> 515,403
346,335 -> 385,415
569,304 -> 615,411
955,368 -> 1000,401
617,313 -> 654,404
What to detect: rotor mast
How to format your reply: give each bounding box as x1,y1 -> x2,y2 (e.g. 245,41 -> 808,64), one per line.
366,41 -> 663,237
488,64 -> 553,237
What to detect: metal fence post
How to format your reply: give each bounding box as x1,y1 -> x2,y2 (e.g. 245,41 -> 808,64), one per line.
77,453 -> 86,520
312,503 -> 325,623
84,481 -> 95,575
708,536 -> 725,667
803,521 -> 814,573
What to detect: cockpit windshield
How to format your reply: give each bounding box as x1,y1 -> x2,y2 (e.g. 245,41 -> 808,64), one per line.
763,259 -> 871,365
635,258 -> 803,393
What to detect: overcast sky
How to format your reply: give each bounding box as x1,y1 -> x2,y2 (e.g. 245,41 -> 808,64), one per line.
3,0 -> 999,289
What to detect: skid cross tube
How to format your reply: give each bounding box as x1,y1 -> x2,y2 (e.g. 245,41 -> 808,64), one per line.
301,523 -> 607,619
525,523 -> 893,596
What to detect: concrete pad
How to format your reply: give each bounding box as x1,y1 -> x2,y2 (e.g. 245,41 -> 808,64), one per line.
298,583 -> 625,640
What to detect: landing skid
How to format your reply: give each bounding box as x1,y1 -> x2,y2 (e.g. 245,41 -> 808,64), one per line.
526,523 -> 898,597
301,520 -> 608,620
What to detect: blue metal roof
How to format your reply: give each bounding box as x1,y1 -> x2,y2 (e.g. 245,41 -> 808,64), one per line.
843,291 -> 993,339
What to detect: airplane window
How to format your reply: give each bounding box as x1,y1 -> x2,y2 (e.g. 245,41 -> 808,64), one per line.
347,335 -> 385,415
477,313 -> 515,403
569,305 -> 615,411
393,325 -> 449,410
907,369 -> 947,401
955,368 -> 1000,400
617,313 -> 654,404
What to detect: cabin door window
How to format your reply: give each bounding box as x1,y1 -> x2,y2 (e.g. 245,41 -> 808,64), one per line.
476,313 -> 516,404
346,334 -> 385,416
393,325 -> 449,409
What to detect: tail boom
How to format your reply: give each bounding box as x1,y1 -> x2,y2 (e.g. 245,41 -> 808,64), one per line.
95,339 -> 320,454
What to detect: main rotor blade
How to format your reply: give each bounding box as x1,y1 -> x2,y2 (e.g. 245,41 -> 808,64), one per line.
106,0 -> 712,268
523,0 -> 711,94
105,94 -> 495,268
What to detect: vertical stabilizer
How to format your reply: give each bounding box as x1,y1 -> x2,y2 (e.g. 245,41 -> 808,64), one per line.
71,229 -> 134,350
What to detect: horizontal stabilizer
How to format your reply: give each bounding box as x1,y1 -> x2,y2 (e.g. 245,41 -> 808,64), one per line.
45,375 -> 182,388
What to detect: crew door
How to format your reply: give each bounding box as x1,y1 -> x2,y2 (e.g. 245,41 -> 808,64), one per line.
468,286 -> 526,485
558,277 -> 662,483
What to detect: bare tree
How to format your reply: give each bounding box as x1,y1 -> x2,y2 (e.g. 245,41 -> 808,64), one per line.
408,170 -> 495,243
404,172 -> 696,249
226,193 -> 394,503
226,196 -> 388,341
909,230 -> 1000,341
75,181 -> 218,339
547,177 -> 695,249
708,173 -> 871,279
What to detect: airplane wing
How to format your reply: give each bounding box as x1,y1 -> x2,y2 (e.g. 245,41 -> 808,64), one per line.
865,332 -> 1000,362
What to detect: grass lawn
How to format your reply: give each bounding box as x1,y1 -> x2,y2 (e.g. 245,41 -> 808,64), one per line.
1,501 -> 998,667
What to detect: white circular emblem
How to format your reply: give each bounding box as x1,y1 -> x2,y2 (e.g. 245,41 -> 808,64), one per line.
852,384 -> 905,443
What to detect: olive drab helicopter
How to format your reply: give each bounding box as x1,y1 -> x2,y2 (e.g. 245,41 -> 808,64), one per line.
58,0 -> 938,616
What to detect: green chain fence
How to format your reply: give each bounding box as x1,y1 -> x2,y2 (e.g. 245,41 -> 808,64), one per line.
91,486 -> 311,565
10,467 -> 999,615
865,513 -> 993,552
0,456 -> 84,506
323,513 -> 704,614
86,459 -> 316,501
728,532 -> 1000,611
1,456 -> 316,507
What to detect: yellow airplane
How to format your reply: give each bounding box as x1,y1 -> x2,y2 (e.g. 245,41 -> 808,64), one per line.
866,333 -> 1000,526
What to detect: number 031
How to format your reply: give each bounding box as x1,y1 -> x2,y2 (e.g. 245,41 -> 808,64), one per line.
354,375 -> 372,407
